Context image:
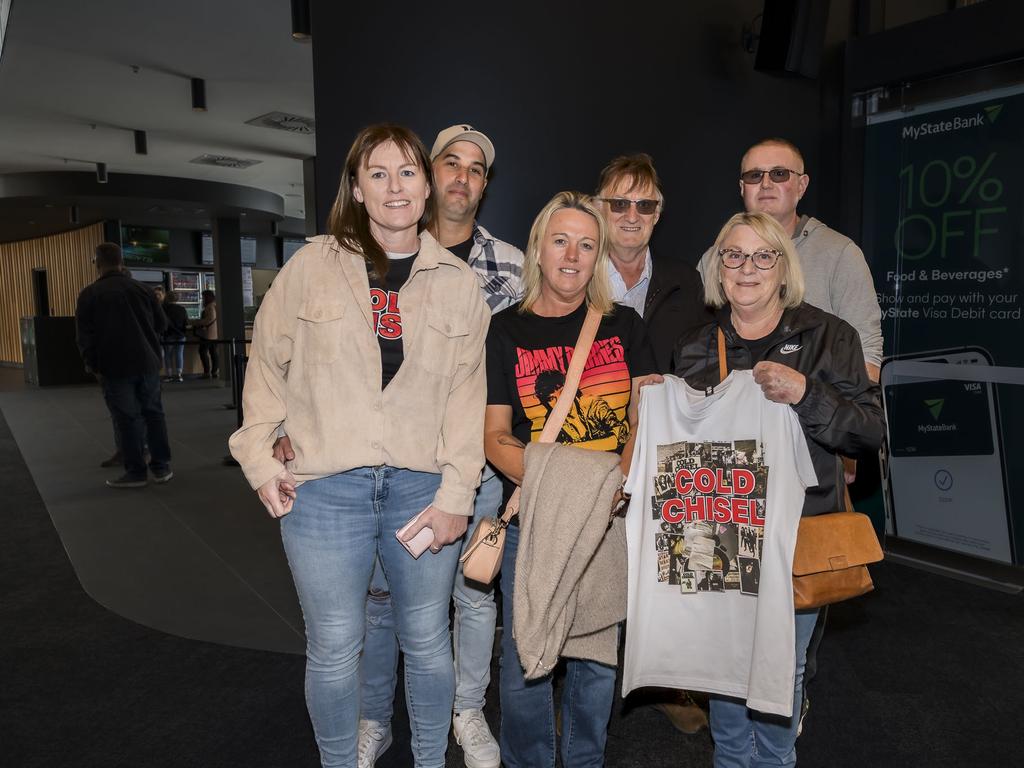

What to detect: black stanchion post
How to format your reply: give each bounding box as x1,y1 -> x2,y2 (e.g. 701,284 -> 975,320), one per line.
234,344 -> 247,430
223,338 -> 239,409
222,341 -> 247,467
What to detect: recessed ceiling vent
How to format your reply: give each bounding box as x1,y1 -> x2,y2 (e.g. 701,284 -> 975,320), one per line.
245,111 -> 315,134
189,154 -> 262,169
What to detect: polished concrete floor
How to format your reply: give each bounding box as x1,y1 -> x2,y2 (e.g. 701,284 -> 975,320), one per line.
5,369 -> 1024,767
0,374 -> 304,654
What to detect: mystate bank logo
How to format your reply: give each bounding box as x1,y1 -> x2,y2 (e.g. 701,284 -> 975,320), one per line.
918,397 -> 957,434
901,104 -> 1003,141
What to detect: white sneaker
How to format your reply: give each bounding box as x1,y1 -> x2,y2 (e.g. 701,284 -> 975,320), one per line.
357,719 -> 392,768
452,709 -> 500,768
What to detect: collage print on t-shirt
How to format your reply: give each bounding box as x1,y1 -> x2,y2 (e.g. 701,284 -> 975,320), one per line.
514,336 -> 630,451
651,440 -> 768,595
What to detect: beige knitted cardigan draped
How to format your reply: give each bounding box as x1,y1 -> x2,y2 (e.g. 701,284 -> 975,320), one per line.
513,441 -> 627,679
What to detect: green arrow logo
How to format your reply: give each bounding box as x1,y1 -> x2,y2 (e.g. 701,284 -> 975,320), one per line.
984,104 -> 1003,123
924,398 -> 945,420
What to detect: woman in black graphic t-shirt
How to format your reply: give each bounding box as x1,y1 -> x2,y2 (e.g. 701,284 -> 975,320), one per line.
484,191 -> 658,767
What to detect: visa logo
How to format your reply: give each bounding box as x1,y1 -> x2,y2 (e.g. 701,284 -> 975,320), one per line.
963,383 -> 982,392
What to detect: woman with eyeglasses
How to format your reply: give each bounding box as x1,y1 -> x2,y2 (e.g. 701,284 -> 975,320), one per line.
672,211 -> 882,767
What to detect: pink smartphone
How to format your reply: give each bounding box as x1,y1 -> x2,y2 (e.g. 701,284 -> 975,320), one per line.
396,507 -> 435,559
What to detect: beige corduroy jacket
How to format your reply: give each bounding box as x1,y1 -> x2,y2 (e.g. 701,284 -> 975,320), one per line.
228,231 -> 490,517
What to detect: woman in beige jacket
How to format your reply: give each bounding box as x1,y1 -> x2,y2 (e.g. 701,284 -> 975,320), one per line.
229,124 -> 489,768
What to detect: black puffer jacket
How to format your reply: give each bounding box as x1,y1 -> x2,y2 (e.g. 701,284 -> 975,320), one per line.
673,302 -> 883,517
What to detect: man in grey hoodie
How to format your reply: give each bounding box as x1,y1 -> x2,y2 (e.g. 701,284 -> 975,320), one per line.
700,137 -> 882,381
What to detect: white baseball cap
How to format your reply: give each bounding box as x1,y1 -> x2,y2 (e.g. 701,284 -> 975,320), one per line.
430,124 -> 495,170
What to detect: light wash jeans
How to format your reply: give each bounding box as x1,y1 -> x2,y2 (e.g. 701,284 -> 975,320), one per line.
162,334 -> 185,374
281,467 -> 461,768
361,470 -> 503,721
709,608 -> 820,768
498,522 -> 616,768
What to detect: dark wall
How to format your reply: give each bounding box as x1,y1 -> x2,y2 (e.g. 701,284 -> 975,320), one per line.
311,0 -> 839,265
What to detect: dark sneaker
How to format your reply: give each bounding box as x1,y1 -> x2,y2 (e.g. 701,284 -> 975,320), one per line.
654,690 -> 709,735
106,474 -> 147,489
100,451 -> 122,468
152,469 -> 174,484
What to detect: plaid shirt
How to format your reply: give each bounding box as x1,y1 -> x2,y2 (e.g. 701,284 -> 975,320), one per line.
466,223 -> 524,314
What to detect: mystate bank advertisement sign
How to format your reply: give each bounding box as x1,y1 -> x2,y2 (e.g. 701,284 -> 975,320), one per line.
862,85 -> 1024,565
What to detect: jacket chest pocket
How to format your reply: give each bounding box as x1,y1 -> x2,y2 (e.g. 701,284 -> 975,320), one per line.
297,301 -> 346,364
419,309 -> 469,376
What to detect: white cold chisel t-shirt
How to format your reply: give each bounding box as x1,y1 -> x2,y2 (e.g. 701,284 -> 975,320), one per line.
623,371 -> 817,716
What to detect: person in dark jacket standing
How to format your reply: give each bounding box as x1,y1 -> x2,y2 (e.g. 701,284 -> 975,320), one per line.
596,154 -> 713,733
192,289 -> 219,378
596,154 -> 712,373
673,211 -> 882,767
160,289 -> 188,382
76,242 -> 173,488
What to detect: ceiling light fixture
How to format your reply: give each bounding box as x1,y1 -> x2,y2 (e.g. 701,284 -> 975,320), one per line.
96,163 -> 108,183
290,0 -> 311,40
134,129 -> 148,155
191,78 -> 207,111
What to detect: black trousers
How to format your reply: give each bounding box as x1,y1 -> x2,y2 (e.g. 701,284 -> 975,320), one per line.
198,338 -> 219,375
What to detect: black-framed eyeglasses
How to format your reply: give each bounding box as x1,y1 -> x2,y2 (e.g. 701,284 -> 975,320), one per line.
739,167 -> 804,185
599,197 -> 660,215
718,247 -> 782,270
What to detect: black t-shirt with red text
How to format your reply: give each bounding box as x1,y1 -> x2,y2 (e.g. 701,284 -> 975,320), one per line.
486,301 -> 656,505
368,253 -> 415,389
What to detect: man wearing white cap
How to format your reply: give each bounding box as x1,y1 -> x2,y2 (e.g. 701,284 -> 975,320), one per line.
356,124 -> 522,768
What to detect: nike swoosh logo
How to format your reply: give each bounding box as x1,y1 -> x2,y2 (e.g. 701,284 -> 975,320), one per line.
780,344 -> 802,355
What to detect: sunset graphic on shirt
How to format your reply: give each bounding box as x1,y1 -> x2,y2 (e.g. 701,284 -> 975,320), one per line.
513,336 -> 631,452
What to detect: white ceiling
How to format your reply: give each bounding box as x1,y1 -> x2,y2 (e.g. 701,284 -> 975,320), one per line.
0,0 -> 315,219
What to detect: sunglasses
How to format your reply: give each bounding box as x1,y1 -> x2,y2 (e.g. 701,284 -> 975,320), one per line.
739,167 -> 803,185
718,247 -> 782,270
600,197 -> 660,215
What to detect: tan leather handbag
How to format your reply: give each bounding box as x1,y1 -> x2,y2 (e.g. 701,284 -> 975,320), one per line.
460,307 -> 603,585
791,489 -> 883,609
716,328 -> 884,610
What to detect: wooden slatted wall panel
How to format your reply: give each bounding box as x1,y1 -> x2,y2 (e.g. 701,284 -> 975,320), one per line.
0,223 -> 103,364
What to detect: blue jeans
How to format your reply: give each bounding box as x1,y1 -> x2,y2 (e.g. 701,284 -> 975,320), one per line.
361,558 -> 399,722
499,522 -> 615,768
101,373 -> 171,478
162,335 -> 185,374
281,467 -> 461,768
361,470 -> 503,720
709,609 -> 820,768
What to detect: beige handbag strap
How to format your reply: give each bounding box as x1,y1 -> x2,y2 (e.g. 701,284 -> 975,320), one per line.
717,327 -> 727,383
499,306 -> 603,523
